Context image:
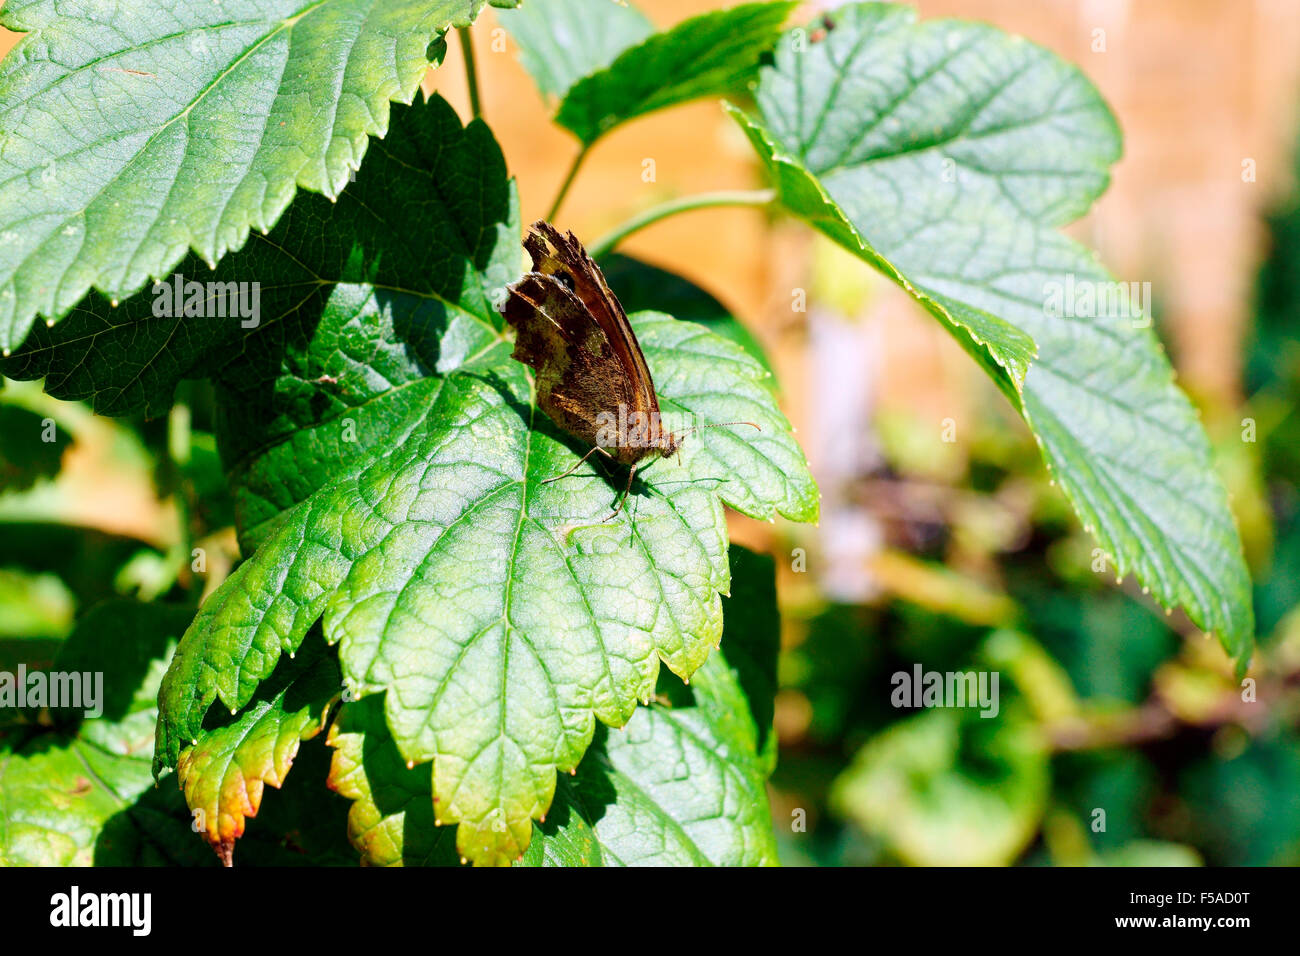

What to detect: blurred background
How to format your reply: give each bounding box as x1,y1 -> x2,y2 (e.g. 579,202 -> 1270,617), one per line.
3,0 -> 1300,865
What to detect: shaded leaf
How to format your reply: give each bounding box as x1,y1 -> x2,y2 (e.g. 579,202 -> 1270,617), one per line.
0,0 -> 518,354
0,600 -> 192,865
325,695 -> 461,867
597,253 -> 774,376
0,404 -> 70,492
1,94 -> 516,433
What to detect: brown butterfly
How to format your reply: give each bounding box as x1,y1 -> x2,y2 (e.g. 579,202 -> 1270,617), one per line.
504,220 -> 757,517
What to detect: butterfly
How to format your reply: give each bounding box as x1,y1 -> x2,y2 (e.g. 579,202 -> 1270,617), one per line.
504,220 -> 757,517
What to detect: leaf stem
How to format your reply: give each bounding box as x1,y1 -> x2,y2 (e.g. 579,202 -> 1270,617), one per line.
587,189 -> 776,259
458,26 -> 482,120
547,143 -> 590,221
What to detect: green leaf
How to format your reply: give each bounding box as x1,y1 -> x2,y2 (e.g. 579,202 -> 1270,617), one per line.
499,0 -> 652,100
0,600 -> 194,865
328,546 -> 782,866
1,94 -> 518,428
737,2 -> 1254,667
156,311 -> 816,866
831,708 -> 1049,866
509,1 -> 796,146
325,694 -> 461,866
0,0 -> 517,355
729,108 -> 1035,403
176,633 -> 339,864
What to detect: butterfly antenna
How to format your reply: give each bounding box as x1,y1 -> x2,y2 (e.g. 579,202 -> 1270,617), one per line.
674,421 -> 762,441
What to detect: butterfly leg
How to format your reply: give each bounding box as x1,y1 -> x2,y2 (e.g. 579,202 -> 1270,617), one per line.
542,444 -> 612,485
603,463 -> 639,522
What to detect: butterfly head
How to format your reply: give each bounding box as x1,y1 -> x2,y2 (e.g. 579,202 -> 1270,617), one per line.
656,430 -> 685,459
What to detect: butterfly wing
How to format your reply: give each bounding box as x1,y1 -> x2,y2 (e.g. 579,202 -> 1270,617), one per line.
523,221 -> 660,418
504,222 -> 660,462
505,270 -> 641,458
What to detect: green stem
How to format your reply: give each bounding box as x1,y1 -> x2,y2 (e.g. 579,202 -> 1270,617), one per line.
587,189 -> 776,259
547,143 -> 590,221
458,26 -> 481,120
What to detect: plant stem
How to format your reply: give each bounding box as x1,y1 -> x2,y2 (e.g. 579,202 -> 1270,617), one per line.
547,144 -> 590,221
587,189 -> 776,259
458,27 -> 481,120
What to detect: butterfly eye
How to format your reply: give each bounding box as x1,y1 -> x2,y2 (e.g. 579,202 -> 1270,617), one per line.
553,270 -> 576,292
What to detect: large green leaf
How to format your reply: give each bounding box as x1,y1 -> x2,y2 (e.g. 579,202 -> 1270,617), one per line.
0,0 -> 517,355
139,96 -> 809,869
156,310 -> 815,866
736,2 -> 1253,667
729,109 -> 1034,403
504,0 -> 796,146
327,546 -> 781,866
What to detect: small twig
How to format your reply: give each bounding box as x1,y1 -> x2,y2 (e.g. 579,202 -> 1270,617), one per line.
547,143 -> 590,221
458,26 -> 481,121
587,189 -> 775,258
1047,676 -> 1296,752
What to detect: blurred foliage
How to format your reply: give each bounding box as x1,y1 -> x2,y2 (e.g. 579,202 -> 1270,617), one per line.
0,404 -> 71,494
769,125 -> 1300,868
